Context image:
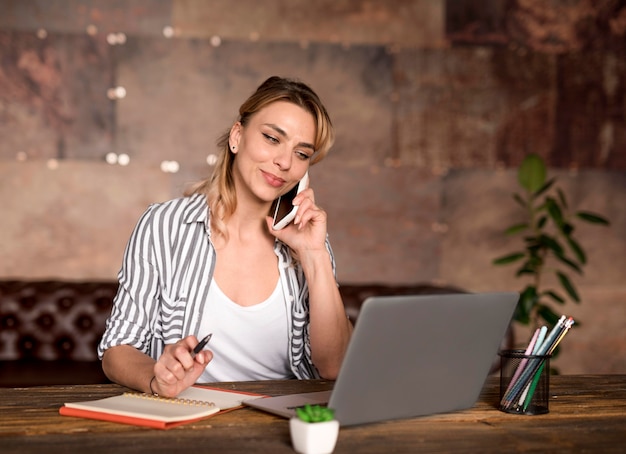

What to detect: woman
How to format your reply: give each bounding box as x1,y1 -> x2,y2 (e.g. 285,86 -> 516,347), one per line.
98,76 -> 353,398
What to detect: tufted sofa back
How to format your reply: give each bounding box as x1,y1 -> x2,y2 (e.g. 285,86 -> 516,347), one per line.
1,280 -> 509,386
0,280 -> 468,363
0,280 -> 117,362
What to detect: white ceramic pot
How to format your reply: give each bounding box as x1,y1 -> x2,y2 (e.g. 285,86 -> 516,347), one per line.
289,417 -> 340,454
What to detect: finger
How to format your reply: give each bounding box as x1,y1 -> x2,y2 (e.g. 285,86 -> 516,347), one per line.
293,198 -> 315,225
293,187 -> 315,206
194,349 -> 213,366
296,205 -> 325,229
172,342 -> 197,372
153,359 -> 180,386
160,342 -> 195,377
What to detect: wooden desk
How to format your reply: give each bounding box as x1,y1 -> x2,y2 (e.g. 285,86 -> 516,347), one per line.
1,375 -> 624,453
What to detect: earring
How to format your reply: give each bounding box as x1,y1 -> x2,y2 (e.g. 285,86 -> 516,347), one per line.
231,146 -> 236,151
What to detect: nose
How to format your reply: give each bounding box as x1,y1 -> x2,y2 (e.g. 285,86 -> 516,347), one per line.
273,145 -> 292,170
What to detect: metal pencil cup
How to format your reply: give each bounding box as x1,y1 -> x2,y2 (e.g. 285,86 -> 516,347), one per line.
498,349 -> 551,415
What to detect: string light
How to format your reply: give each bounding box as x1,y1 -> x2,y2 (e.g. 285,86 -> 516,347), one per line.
105,152 -> 118,165
107,32 -> 127,45
86,21 -> 330,179
104,152 -> 130,166
29,19 -> 340,176
163,26 -> 175,38
107,86 -> 127,100
210,35 -> 221,47
117,153 -> 130,166
206,154 -> 218,166
160,160 -> 180,173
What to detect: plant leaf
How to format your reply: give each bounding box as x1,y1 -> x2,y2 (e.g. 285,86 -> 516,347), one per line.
537,215 -> 547,229
557,188 -> 568,209
542,290 -> 566,304
513,193 -> 526,208
514,286 -> 538,325
515,267 -> 535,277
533,177 -> 556,199
518,154 -> 546,193
560,222 -> 574,236
505,223 -> 529,235
566,237 -> 586,264
576,211 -> 610,225
493,253 -> 525,265
538,234 -> 564,256
296,406 -> 310,422
537,304 -> 561,326
546,197 -> 564,227
553,250 -> 583,275
556,271 -> 580,303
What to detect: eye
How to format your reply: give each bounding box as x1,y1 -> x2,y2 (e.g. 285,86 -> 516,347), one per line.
263,133 -> 279,144
296,151 -> 311,161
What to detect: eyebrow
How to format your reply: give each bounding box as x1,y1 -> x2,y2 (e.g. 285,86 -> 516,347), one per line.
264,123 -> 316,152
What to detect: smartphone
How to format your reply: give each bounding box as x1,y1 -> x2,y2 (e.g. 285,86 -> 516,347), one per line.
270,172 -> 309,231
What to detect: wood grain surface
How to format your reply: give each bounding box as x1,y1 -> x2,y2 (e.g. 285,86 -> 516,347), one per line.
1,376 -> 625,453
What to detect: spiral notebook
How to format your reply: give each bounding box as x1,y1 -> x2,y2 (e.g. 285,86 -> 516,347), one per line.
60,386 -> 262,429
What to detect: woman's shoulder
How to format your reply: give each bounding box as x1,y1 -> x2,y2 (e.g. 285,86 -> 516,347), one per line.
140,193 -> 209,227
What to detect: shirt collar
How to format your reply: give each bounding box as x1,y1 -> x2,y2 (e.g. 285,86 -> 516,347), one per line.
183,193 -> 209,225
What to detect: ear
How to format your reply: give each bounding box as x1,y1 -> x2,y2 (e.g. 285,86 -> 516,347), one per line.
229,122 -> 242,153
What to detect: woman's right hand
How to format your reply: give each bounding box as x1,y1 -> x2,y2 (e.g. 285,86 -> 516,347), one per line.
151,335 -> 213,397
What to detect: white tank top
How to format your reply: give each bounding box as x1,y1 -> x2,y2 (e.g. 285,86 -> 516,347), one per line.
197,278 -> 294,382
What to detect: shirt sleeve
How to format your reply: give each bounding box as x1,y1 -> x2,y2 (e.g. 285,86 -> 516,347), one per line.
97,204 -> 162,359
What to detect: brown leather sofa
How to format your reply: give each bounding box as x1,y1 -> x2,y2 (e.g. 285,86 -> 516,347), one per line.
0,280 -> 116,386
0,280 -> 509,387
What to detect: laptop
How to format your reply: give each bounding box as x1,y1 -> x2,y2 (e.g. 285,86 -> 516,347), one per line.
244,291 -> 518,426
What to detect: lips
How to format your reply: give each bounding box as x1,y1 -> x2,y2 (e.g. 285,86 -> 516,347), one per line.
262,170 -> 286,188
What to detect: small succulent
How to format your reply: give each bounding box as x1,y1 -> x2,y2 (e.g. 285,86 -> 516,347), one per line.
295,404 -> 335,423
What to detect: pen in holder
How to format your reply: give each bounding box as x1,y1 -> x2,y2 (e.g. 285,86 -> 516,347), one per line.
498,349 -> 551,415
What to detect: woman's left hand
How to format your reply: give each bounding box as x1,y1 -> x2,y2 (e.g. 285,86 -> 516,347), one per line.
266,187 -> 327,254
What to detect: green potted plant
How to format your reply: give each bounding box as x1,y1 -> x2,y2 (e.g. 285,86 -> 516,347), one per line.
289,404 -> 339,454
493,154 -> 609,357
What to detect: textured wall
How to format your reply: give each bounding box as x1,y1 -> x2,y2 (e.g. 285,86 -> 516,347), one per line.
0,0 -> 624,373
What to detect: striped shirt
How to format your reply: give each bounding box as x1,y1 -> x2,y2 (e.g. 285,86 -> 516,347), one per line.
98,193 -> 337,379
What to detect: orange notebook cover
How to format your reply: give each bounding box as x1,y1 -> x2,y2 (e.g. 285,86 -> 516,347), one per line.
59,385 -> 264,430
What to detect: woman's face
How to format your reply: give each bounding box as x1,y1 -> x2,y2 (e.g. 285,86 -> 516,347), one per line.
229,101 -> 316,205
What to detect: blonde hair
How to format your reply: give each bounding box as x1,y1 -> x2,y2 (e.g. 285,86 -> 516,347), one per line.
186,76 -> 335,241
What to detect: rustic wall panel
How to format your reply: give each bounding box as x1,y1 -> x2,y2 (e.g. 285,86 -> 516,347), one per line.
113,36 -> 394,191
552,52 -> 626,169
394,46 -> 556,169
310,164 -> 441,284
0,31 -> 114,160
0,161 -> 171,279
172,0 -> 445,47
0,0 -> 172,36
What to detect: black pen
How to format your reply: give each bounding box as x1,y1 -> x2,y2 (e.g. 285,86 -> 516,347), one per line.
190,333 -> 212,359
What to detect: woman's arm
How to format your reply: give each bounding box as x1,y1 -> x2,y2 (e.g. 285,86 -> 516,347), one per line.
102,337 -> 212,397
300,247 -> 353,379
99,202 -> 212,396
268,187 -> 352,379
102,345 -> 157,394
